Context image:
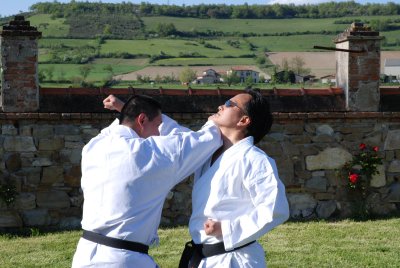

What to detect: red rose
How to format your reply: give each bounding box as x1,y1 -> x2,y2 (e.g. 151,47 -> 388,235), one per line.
359,143 -> 366,150
349,173 -> 359,184
373,146 -> 379,152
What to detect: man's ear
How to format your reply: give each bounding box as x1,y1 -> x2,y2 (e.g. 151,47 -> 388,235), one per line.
136,113 -> 147,129
237,115 -> 251,128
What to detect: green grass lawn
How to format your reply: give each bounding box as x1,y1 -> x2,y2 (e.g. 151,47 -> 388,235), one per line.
1,219 -> 399,267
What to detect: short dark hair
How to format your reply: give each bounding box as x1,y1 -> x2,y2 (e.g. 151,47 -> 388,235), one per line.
243,89 -> 273,144
119,95 -> 162,124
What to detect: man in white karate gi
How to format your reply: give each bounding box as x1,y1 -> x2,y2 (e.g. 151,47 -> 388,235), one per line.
72,94 -> 222,268
180,89 -> 290,268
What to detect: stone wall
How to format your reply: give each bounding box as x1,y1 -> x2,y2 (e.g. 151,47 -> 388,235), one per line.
1,111 -> 399,228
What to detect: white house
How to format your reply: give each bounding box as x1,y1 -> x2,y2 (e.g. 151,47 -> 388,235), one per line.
383,59 -> 400,81
193,68 -> 222,84
320,74 -> 336,85
227,67 -> 259,83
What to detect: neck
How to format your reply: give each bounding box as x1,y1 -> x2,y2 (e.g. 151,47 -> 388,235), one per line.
220,128 -> 246,152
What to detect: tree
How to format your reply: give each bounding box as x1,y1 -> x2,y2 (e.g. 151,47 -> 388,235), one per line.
223,72 -> 241,86
179,67 -> 197,84
79,65 -> 93,81
44,66 -> 55,81
156,23 -> 177,37
290,56 -> 310,75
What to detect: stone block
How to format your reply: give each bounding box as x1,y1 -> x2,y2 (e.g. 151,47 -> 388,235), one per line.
64,166 -> 81,187
41,166 -> 64,184
305,177 -> 327,192
284,124 -> 304,135
21,209 -> 51,226
311,134 -> 335,143
4,136 -> 37,152
316,124 -> 334,136
2,124 -> 18,135
0,210 -> 23,227
15,192 -> 36,210
65,141 -> 85,149
306,147 -> 353,170
370,165 -> 386,188
36,191 -> 70,208
38,137 -> 64,151
55,125 -> 80,135
287,193 -> 317,219
60,149 -> 82,164
5,153 -> 21,172
384,130 -> 400,150
388,160 -> 400,173
32,125 -> 54,138
316,200 -> 337,219
32,157 -> 52,167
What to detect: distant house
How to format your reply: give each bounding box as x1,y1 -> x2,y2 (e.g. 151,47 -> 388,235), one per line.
193,68 -> 221,84
227,67 -> 259,83
320,74 -> 336,84
295,74 -> 315,84
384,59 -> 400,82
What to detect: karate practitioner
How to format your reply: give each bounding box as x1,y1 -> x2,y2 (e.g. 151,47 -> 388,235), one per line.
72,94 -> 222,268
180,89 -> 290,268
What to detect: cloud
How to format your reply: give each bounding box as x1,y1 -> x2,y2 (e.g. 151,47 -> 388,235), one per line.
267,0 -> 334,4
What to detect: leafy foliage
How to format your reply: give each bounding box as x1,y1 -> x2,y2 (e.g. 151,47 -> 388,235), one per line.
0,180 -> 18,207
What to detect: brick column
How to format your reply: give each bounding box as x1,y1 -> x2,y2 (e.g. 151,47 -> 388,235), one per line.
0,16 -> 41,112
335,23 -> 383,111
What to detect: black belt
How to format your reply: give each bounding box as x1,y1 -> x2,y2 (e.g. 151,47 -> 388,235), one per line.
82,230 -> 149,255
201,240 -> 255,257
179,240 -> 255,268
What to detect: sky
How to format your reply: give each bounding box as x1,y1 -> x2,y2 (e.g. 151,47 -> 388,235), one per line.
0,0 -> 392,18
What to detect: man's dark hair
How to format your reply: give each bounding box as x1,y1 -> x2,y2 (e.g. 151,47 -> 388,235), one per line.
243,89 -> 273,144
119,95 -> 162,124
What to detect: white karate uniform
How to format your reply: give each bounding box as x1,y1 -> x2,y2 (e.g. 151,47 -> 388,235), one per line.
72,115 -> 221,268
189,136 -> 290,268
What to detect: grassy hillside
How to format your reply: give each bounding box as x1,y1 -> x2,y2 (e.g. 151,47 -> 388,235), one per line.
19,13 -> 400,86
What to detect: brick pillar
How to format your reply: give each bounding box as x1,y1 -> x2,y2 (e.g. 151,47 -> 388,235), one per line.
335,23 -> 383,111
0,16 -> 41,112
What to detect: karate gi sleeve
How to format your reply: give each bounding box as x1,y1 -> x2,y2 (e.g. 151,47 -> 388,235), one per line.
221,159 -> 289,250
159,114 -> 191,135
149,120 -> 222,187
99,118 -> 120,136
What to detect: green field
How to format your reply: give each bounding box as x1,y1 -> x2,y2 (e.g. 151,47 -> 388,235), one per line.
21,13 -> 400,86
142,15 -> 400,35
100,38 -> 249,57
28,14 -> 69,37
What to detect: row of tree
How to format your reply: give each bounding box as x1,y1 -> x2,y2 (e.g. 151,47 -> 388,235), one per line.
30,1 -> 400,20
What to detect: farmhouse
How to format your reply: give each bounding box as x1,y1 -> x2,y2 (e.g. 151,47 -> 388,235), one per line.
295,74 -> 315,83
227,66 -> 259,83
383,58 -> 400,81
320,74 -> 336,84
193,68 -> 222,84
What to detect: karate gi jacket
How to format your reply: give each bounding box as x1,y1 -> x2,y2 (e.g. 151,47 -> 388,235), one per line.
72,115 -> 222,268
189,136 -> 289,268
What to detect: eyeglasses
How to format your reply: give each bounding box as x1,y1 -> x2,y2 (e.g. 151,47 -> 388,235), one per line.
224,99 -> 247,114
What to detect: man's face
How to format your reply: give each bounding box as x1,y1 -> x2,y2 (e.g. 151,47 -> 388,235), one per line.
209,93 -> 251,128
141,113 -> 162,138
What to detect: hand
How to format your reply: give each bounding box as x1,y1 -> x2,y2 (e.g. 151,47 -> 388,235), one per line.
204,219 -> 222,237
103,94 -> 125,112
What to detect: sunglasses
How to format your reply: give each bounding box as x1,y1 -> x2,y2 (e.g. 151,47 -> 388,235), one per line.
224,99 -> 247,114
